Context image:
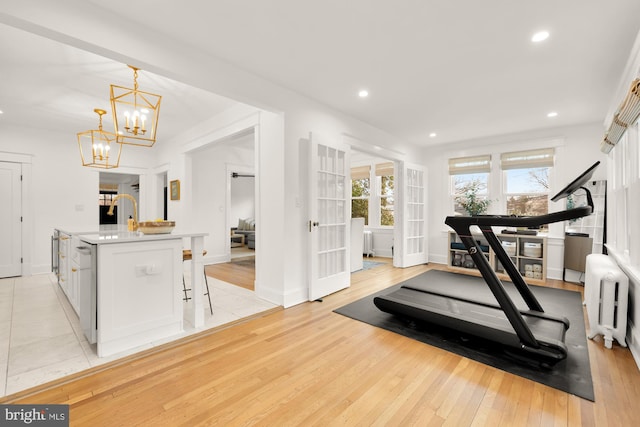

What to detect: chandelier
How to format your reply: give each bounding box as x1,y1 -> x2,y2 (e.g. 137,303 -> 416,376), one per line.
110,65 -> 162,147
77,109 -> 122,169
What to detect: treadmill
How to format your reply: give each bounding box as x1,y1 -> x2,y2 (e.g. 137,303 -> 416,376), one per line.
374,161 -> 600,366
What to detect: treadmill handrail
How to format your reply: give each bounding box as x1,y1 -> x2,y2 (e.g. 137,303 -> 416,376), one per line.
445,205 -> 592,229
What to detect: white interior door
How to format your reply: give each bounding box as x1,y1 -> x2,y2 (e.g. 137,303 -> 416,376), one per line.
396,162 -> 428,268
0,161 -> 22,278
308,133 -> 350,301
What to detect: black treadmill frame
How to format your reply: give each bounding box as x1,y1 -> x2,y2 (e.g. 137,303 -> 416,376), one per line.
442,161 -> 600,358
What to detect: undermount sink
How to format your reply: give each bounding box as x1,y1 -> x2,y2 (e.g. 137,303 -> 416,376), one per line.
137,221 -> 176,234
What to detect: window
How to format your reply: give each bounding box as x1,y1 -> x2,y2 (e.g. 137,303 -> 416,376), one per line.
351,165 -> 370,225
449,155 -> 491,215
99,191 -> 117,206
99,191 -> 118,225
351,162 -> 394,227
501,149 -> 554,216
376,162 -> 394,226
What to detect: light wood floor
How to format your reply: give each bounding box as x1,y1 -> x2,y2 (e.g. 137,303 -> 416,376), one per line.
2,261 -> 639,426
205,257 -> 255,291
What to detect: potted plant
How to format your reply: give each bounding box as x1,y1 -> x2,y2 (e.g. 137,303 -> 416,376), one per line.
455,180 -> 491,216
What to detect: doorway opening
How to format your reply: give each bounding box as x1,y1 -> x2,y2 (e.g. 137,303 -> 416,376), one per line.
98,172 -> 140,229
189,128 -> 257,292
349,149 -> 397,273
229,168 -> 255,261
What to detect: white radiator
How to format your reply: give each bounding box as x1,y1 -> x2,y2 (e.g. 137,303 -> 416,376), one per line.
584,254 -> 628,349
363,231 -> 375,257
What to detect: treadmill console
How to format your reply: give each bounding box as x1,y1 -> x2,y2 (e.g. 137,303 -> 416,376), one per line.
550,161 -> 600,202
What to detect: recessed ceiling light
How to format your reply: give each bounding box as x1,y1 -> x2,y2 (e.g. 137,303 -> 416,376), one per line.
358,89 -> 369,98
547,111 -> 558,118
429,132 -> 437,138
532,31 -> 550,43
0,110 -> 4,114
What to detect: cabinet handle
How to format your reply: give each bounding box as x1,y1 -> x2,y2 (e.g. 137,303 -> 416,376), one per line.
71,268 -> 77,272
60,236 -> 70,241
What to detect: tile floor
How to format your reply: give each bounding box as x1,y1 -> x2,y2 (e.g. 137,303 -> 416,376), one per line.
0,269 -> 277,398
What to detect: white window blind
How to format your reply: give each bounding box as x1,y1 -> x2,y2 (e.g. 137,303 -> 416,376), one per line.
500,148 -> 554,170
448,155 -> 491,175
375,162 -> 394,176
351,165 -> 371,180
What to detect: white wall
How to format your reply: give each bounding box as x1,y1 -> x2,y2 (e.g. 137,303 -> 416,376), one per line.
423,122 -> 607,279
602,29 -> 640,367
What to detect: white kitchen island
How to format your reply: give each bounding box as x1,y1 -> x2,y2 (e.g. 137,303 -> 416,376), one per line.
76,230 -> 207,357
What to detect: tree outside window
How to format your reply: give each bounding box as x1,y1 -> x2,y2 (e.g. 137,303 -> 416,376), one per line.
452,173 -> 489,215
504,167 -> 549,216
449,155 -> 492,216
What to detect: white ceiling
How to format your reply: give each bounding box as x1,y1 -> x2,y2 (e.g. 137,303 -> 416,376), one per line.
2,1 -> 640,147
0,23 -> 238,143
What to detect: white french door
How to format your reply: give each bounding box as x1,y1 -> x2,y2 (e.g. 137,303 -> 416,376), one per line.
308,133 -> 350,301
396,162 -> 428,267
0,161 -> 22,278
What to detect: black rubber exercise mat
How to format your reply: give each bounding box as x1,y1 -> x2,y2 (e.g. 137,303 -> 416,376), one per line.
334,269 -> 594,401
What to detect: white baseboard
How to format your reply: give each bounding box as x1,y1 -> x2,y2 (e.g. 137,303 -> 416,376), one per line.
546,266 -> 564,281
429,254 -> 448,265
372,249 -> 393,258
204,254 -> 231,265
253,279 -> 304,308
30,264 -> 51,276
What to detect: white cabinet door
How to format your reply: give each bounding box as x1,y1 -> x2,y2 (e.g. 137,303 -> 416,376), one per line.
58,233 -> 71,293
69,265 -> 79,314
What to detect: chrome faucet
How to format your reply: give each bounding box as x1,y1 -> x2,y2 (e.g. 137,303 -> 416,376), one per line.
107,194 -> 138,231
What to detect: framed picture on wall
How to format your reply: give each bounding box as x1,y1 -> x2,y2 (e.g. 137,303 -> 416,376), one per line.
170,179 -> 180,200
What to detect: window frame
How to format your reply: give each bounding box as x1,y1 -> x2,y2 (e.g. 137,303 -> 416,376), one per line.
448,155 -> 492,215
501,148 -> 554,218
351,176 -> 371,226
377,174 -> 395,227
350,161 -> 395,228
375,162 -> 394,228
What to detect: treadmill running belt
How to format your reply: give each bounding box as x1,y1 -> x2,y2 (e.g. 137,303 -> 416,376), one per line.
373,267 -> 572,366
374,287 -> 567,347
